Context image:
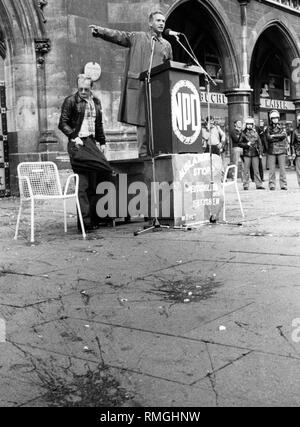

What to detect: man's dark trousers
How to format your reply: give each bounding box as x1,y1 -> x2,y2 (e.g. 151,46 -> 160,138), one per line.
77,170 -> 98,228
72,136 -> 100,230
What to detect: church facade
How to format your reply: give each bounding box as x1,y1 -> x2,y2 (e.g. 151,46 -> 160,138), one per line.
0,0 -> 299,195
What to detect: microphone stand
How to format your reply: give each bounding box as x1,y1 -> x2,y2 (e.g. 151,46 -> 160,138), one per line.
171,34 -> 226,224
173,34 -> 244,227
134,36 -> 170,236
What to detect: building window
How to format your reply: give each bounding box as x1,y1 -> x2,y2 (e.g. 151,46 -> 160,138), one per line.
264,0 -> 300,13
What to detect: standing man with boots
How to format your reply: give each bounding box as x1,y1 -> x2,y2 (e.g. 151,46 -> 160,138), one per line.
238,117 -> 265,191
59,74 -> 112,232
291,114 -> 300,188
89,10 -> 173,158
230,119 -> 243,180
265,110 -> 288,191
257,119 -> 267,181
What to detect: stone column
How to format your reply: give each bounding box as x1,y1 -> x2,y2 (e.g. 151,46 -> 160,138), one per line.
225,89 -> 252,163
35,38 -> 58,151
226,89 -> 252,127
237,0 -> 251,91
293,99 -> 300,117
224,1 -> 252,163
226,1 -> 253,126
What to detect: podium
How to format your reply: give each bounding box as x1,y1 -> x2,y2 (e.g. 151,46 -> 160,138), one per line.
94,154 -> 224,226
141,61 -> 204,156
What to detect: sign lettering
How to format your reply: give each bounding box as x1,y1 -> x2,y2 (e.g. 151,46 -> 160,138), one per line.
200,92 -> 228,105
172,80 -> 201,145
260,98 -> 295,111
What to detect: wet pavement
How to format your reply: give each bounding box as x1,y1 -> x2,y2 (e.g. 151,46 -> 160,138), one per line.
1,170 -> 300,407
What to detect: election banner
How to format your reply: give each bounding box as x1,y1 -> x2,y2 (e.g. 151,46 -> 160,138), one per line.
172,153 -> 224,226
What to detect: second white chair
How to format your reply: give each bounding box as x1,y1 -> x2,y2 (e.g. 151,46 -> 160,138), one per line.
14,161 -> 86,243
222,164 -> 245,222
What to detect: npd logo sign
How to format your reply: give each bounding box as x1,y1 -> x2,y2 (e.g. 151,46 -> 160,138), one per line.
172,80 -> 201,145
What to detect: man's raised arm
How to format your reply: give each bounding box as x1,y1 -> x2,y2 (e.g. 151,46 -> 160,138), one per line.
89,25 -> 133,48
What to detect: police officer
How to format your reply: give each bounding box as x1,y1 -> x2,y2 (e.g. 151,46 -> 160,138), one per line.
291,114 -> 300,188
265,110 -> 288,190
238,117 -> 265,190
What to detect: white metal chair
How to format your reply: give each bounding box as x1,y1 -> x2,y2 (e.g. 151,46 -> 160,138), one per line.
222,165 -> 245,222
14,161 -> 86,242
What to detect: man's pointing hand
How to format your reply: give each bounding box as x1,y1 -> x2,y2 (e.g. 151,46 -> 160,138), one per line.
89,25 -> 101,35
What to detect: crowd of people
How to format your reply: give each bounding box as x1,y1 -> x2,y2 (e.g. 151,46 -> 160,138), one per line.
204,111 -> 300,191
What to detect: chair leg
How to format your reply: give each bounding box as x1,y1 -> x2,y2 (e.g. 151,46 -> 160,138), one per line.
64,200 -> 67,233
76,196 -> 86,240
222,188 -> 226,222
30,199 -> 35,243
14,201 -> 23,240
235,183 -> 245,218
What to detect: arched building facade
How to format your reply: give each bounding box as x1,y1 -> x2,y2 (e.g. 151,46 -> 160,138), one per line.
165,0 -> 300,129
0,0 -> 300,195
250,18 -> 300,123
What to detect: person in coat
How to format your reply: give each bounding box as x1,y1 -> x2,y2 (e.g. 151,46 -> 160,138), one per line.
230,120 -> 243,179
291,114 -> 300,188
265,110 -> 288,190
238,117 -> 265,191
90,10 -> 173,157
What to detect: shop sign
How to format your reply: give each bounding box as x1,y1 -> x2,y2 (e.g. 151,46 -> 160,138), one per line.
260,98 -> 295,111
200,92 -> 228,105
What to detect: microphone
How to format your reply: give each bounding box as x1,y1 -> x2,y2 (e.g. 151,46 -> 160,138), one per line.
165,29 -> 182,37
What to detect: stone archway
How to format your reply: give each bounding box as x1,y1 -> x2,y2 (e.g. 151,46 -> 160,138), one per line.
165,0 -> 240,91
249,20 -> 300,124
164,0 -> 241,132
248,13 -> 300,64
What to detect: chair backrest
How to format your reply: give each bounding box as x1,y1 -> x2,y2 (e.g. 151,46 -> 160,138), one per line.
223,165 -> 238,184
17,162 -> 62,198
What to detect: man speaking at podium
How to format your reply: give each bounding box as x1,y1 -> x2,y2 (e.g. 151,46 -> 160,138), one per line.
90,10 -> 173,157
